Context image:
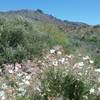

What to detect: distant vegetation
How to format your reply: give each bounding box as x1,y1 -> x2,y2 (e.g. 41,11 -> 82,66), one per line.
0,12 -> 71,65
0,9 -> 100,68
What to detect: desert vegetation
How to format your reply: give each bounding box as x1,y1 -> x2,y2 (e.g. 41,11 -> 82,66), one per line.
0,10 -> 100,100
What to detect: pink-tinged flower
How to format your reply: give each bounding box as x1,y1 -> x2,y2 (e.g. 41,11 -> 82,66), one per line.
59,58 -> 65,64
15,63 -> 21,68
8,69 -> 14,74
15,67 -> 19,72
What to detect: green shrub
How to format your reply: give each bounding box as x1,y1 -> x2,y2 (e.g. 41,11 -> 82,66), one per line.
41,68 -> 64,98
14,45 -> 28,63
8,27 -> 25,47
94,56 -> 100,68
40,67 -> 88,100
0,17 -> 72,64
2,47 -> 15,63
62,75 -> 86,100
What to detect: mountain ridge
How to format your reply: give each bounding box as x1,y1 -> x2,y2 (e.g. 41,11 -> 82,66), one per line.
0,9 -> 89,26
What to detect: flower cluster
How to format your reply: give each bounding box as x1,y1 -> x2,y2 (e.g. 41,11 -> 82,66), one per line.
0,47 -> 99,99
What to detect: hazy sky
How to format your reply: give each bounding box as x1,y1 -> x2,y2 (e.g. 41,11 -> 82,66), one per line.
0,0 -> 100,25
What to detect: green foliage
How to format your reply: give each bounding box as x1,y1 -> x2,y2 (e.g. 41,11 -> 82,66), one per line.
16,94 -> 42,100
16,67 -> 89,100
8,28 -> 24,47
40,67 -> 88,100
0,16 -> 71,64
94,56 -> 100,68
41,68 -> 64,98
14,45 -> 28,63
62,75 -> 86,100
2,47 -> 15,63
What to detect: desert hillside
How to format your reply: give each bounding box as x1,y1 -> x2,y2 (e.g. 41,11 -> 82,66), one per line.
0,10 -> 100,100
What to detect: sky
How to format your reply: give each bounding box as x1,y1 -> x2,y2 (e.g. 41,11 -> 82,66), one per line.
0,0 -> 100,25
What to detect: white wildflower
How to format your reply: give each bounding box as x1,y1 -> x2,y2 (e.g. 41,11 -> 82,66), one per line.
8,69 -> 14,74
25,81 -> 30,85
67,55 -> 72,58
78,62 -> 84,67
98,88 -> 100,93
89,60 -> 94,64
6,64 -> 12,68
57,51 -> 62,55
18,82 -> 24,86
83,56 -> 90,60
17,73 -> 23,77
90,88 -> 95,94
18,87 -> 26,96
18,87 -> 25,91
97,77 -> 100,82
15,66 -> 19,72
25,75 -> 31,80
78,72 -> 82,76
40,69 -> 43,73
95,69 -> 100,72
36,87 -> 41,92
59,58 -> 65,64
66,58 -> 68,61
47,89 -> 51,92
0,91 -> 5,97
73,63 -> 78,68
64,61 -> 69,64
1,96 -> 6,100
83,95 -> 88,99
23,80 -> 30,85
52,60 -> 58,66
50,49 -> 55,54
38,60 -> 41,63
42,62 -> 46,66
15,63 -> 21,68
1,83 -> 7,89
85,70 -> 88,73
61,58 -> 65,64
0,69 -> 2,73
74,62 -> 84,69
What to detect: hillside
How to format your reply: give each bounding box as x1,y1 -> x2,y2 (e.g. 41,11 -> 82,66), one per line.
0,9 -> 100,100
0,9 -> 99,68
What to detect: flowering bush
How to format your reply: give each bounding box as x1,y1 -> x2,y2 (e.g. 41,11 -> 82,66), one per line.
0,48 -> 99,100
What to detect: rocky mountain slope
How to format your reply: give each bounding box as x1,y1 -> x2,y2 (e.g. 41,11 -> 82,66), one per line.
0,9 -> 100,68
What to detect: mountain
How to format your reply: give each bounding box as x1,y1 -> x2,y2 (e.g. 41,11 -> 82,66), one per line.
0,9 -> 100,68
0,9 -> 89,32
